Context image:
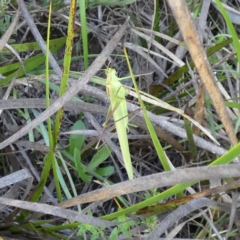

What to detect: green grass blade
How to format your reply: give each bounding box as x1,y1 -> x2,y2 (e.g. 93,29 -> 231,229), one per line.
52,0 -> 76,146
153,0 -> 160,43
0,37 -> 66,54
78,0 -> 89,69
46,0 -> 53,147
0,44 -> 64,86
184,117 -> 197,159
29,1 -> 54,205
214,0 -> 240,63
102,142 -> 240,220
123,47 -> 171,172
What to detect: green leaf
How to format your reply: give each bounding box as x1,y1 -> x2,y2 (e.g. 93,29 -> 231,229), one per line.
0,37 -> 66,54
0,40 -> 65,85
86,145 -> 111,172
74,148 -> 90,183
109,227 -> 118,240
96,166 -> 115,177
68,120 -> 85,156
214,0 -> 240,64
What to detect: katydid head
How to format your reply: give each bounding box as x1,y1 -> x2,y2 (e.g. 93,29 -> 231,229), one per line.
105,68 -> 116,77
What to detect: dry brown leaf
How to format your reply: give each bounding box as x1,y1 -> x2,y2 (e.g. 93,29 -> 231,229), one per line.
192,83 -> 205,136
167,0 -> 238,146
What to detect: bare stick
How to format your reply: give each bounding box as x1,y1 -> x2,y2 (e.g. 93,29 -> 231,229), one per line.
59,164 -> 240,207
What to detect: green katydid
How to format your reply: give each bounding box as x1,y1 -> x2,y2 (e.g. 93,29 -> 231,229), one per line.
103,67 -> 133,180
97,66 -> 219,181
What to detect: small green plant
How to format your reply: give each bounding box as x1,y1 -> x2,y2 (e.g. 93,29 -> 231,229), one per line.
0,0 -> 9,15
77,211 -> 106,239
77,211 -> 137,239
65,120 -> 114,183
0,0 -> 14,38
